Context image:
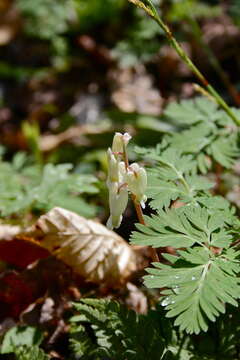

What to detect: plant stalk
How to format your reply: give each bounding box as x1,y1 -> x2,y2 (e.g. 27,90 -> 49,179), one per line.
122,142 -> 160,262
128,0 -> 240,125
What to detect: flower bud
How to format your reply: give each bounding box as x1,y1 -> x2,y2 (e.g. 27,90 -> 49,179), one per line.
106,184 -> 128,229
112,132 -> 132,154
107,148 -> 119,184
126,163 -> 147,206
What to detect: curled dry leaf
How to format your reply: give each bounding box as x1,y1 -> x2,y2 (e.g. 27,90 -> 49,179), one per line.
0,224 -> 21,240
25,207 -> 137,285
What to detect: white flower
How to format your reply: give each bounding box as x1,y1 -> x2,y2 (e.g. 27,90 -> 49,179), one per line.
106,132 -> 148,229
126,163 -> 147,206
112,132 -> 132,154
106,145 -> 128,229
106,183 -> 128,229
107,148 -> 119,184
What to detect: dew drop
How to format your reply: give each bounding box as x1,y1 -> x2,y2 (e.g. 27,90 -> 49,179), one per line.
171,300 -> 175,304
150,275 -> 154,279
191,276 -> 196,281
161,297 -> 170,306
175,275 -> 180,280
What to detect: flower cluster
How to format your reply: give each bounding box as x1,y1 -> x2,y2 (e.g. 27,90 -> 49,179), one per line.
106,132 -> 147,229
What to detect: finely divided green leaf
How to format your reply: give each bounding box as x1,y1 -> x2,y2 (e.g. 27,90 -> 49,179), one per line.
145,248 -> 240,334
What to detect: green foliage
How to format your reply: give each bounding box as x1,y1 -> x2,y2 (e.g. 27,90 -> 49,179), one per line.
163,97 -> 240,170
146,247 -> 240,334
131,96 -> 240,334
69,298 -> 240,359
14,346 -> 49,360
1,326 -> 43,354
166,0 -> 222,22
75,0 -> 125,30
70,298 -> 166,359
136,97 -> 240,173
164,97 -> 219,125
17,0 -> 76,39
0,153 -> 99,218
112,15 -> 160,67
132,204 -> 235,248
0,326 -> 49,359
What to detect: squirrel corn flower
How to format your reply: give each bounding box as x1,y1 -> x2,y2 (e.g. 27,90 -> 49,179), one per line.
106,132 -> 147,229
107,148 -> 119,184
126,163 -> 147,207
106,142 -> 128,229
106,183 -> 128,229
112,132 -> 132,154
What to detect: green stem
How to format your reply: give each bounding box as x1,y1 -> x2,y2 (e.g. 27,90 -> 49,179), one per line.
123,141 -> 160,262
128,0 -> 240,125
179,175 -> 191,193
176,334 -> 187,358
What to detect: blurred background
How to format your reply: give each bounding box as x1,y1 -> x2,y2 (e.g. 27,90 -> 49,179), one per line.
0,0 -> 240,227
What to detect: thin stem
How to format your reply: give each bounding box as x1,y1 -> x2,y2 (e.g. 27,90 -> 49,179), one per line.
161,161 -> 191,194
179,174 -> 190,193
132,194 -> 160,262
122,142 -> 160,262
128,0 -> 240,125
193,84 -> 215,103
176,334 -> 187,358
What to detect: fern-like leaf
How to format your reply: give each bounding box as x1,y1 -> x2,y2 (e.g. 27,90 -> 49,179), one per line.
166,123 -> 213,154
164,97 -> 219,125
0,158 -> 98,218
70,299 -> 166,360
147,168 -> 213,210
145,248 -> 240,334
131,205 -> 233,248
207,134 -> 239,168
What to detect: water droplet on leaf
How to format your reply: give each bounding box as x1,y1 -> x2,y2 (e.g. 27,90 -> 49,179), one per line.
161,297 -> 171,306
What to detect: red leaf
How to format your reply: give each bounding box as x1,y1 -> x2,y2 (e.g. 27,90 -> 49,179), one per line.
0,238 -> 50,268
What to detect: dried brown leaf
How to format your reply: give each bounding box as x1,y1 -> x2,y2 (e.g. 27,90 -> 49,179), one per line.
0,224 -> 21,240
25,207 -> 137,285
